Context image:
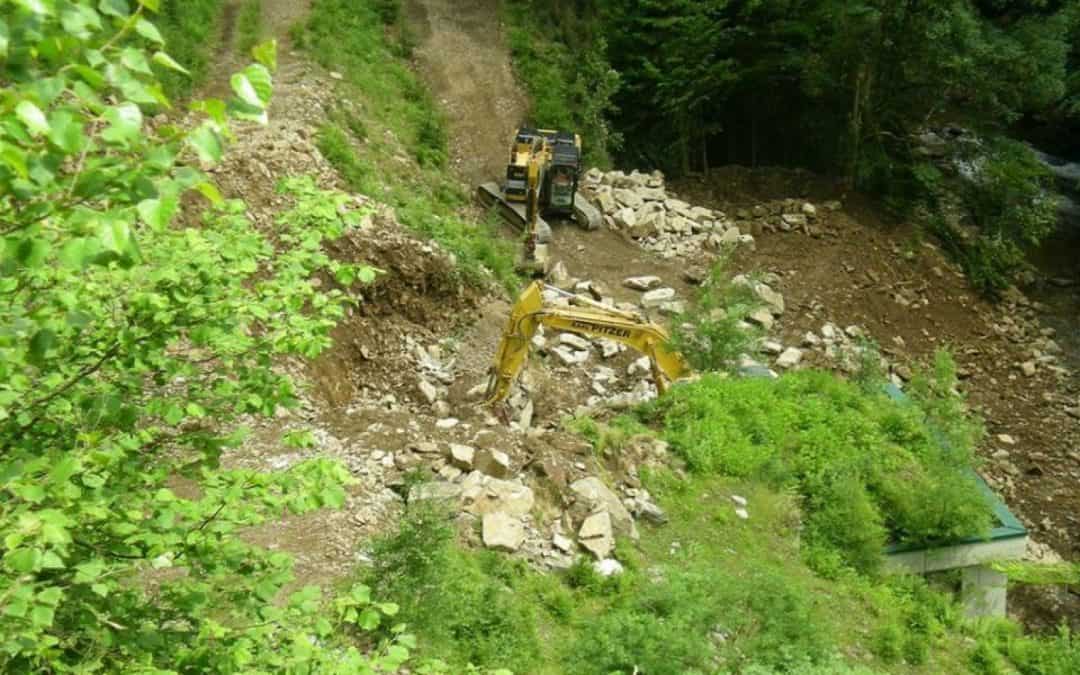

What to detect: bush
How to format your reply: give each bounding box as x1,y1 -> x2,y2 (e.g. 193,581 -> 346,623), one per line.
365,505 -> 542,672
648,365 -> 991,572
505,5 -> 621,167
668,259 -> 762,374
934,137 -> 1059,296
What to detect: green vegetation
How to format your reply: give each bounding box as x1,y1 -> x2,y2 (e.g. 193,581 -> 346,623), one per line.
155,0 -> 225,97
669,260 -> 762,373
370,477 -> 988,674
642,354 -> 990,574
0,3 -> 418,671
928,138 -> 1060,296
236,0 -> 264,56
301,0 -> 519,291
510,1 -> 1080,291
504,4 -> 621,167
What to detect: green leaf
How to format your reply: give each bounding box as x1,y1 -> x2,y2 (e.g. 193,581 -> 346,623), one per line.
137,196 -> 177,230
187,124 -> 223,164
3,598 -> 28,618
101,103 -> 143,145
163,405 -> 183,425
378,602 -> 399,616
15,0 -> 52,16
5,547 -> 42,574
231,64 -> 273,111
28,328 -> 56,366
252,40 -> 278,73
75,559 -> 106,583
16,101 -> 50,137
138,0 -> 160,11
357,266 -> 378,284
98,0 -> 129,18
47,110 -> 85,154
121,47 -> 152,75
0,18 -> 9,58
151,51 -> 189,75
357,607 -> 381,630
135,18 -> 163,44
37,587 -> 64,606
195,181 -> 224,206
41,551 -> 66,569
30,605 -> 55,628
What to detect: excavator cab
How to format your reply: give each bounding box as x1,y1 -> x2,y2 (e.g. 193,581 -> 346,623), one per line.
505,129 -> 543,202
545,131 -> 581,217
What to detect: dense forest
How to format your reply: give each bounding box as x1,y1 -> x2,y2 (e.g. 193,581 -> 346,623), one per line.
510,0 -> 1080,290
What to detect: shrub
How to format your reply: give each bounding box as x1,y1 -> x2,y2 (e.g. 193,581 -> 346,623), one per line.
650,367 -> 991,572
365,506 -> 542,672
669,259 -> 761,374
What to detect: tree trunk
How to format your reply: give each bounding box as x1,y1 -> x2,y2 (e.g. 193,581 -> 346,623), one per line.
847,62 -> 873,188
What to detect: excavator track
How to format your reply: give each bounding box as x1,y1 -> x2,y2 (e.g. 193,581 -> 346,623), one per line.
477,182 -> 602,236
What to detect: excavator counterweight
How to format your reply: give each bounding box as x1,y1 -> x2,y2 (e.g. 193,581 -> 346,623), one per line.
485,281 -> 690,404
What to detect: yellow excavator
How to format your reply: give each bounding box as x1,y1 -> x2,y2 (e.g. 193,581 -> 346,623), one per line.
477,128 -> 601,276
485,281 -> 690,404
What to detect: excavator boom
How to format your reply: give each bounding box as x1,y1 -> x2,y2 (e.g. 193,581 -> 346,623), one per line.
485,282 -> 690,404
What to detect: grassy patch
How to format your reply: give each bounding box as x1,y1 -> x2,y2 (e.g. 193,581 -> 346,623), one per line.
301,0 -> 518,292
639,357 -> 991,575
368,475 -> 986,674
235,0 -> 263,56
155,0 -> 226,98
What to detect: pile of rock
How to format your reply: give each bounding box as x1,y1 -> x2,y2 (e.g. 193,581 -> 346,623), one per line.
730,199 -> 840,239
994,288 -> 1071,382
581,168 -> 754,259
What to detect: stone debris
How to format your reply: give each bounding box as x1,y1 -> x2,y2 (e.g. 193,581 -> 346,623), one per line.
446,443 -> 475,470
570,477 -> 639,540
624,275 -> 663,291
417,378 -> 439,405
578,511 -> 614,559
483,512 -> 525,552
559,333 -> 592,351
461,472 -> 535,517
594,558 -> 624,577
435,417 -> 459,429
474,448 -> 512,478
641,287 -> 676,308
553,533 -> 574,553
581,169 -> 755,260
776,347 -> 803,370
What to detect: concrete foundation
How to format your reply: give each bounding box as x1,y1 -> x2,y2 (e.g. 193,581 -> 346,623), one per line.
961,565 -> 1009,618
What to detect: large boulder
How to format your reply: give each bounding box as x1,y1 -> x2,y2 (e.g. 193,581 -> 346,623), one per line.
483,512 -> 525,552
570,477 -> 638,539
578,511 -> 614,559
461,472 -> 535,516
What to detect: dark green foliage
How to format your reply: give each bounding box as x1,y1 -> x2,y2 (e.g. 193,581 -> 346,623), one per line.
505,4 -> 621,167
647,360 -> 991,572
959,139 -> 1058,295
365,505 -> 543,672
669,259 -> 761,373
236,0 -> 263,56
155,0 -> 226,97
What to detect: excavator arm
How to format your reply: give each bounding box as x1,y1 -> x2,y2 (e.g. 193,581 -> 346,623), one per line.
485,281 -> 690,404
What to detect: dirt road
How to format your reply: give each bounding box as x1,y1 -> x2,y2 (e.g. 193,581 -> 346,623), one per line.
405,0 -> 528,185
